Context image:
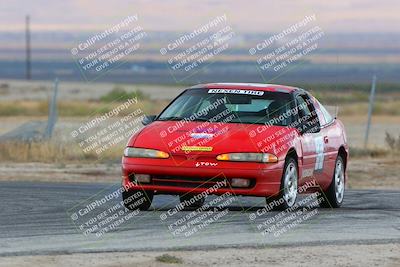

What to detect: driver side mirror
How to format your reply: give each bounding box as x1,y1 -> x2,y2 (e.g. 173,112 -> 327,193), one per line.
142,115 -> 157,126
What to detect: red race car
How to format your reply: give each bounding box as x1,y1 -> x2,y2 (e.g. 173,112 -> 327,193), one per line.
122,83 -> 348,210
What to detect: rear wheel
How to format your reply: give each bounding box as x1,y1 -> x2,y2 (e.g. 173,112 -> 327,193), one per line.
320,155 -> 345,208
179,194 -> 205,209
266,157 -> 298,210
122,190 -> 153,211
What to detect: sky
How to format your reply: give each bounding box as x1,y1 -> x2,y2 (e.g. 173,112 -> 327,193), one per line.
0,0 -> 399,33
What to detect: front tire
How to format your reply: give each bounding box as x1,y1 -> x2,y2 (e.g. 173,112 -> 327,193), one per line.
266,157 -> 298,210
122,190 -> 153,211
320,155 -> 345,208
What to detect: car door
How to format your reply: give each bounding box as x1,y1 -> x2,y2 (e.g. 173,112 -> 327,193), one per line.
312,98 -> 340,187
294,93 -> 323,187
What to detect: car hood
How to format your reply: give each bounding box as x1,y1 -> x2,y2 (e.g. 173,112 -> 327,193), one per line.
129,121 -> 297,156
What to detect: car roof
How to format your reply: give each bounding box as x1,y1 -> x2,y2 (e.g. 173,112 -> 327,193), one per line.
190,83 -> 302,93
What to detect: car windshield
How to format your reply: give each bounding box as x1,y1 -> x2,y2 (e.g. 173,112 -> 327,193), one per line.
157,88 -> 293,125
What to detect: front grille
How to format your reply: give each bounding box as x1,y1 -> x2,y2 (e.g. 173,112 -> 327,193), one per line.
151,175 -> 228,188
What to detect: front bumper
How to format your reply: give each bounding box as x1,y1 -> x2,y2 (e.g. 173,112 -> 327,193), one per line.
122,160 -> 284,197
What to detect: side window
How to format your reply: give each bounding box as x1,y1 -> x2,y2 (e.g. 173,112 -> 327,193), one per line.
296,95 -> 312,118
296,94 -> 320,133
318,101 -> 334,125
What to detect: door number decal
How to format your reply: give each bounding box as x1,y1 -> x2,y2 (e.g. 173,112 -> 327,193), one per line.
314,136 -> 324,170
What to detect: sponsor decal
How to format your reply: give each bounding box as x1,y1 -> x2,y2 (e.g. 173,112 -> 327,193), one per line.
181,146 -> 213,152
195,161 -> 218,167
208,89 -> 264,96
193,127 -> 220,133
190,132 -> 214,139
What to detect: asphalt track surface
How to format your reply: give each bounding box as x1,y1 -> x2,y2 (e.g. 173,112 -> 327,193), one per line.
0,181 -> 399,256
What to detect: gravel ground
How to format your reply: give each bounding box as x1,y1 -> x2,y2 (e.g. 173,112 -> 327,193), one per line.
1,243 -> 399,267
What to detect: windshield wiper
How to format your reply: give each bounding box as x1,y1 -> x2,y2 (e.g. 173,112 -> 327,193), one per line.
158,116 -> 212,122
192,117 -> 210,122
157,116 -> 186,121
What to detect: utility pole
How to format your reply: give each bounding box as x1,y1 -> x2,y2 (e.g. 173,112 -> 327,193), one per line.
364,75 -> 377,147
25,15 -> 31,80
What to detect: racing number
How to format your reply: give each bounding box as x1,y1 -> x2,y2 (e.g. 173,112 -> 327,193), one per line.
314,136 -> 324,171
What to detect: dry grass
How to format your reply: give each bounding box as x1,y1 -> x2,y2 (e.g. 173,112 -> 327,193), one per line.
349,146 -> 392,158
0,142 -> 399,189
0,99 -> 399,117
0,99 -> 169,117
0,139 -> 396,164
155,254 -> 183,264
339,101 -> 400,116
0,87 -> 400,118
0,141 -> 124,163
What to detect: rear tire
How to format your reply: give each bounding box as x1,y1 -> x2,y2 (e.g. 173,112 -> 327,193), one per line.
320,155 -> 345,208
179,194 -> 205,209
266,157 -> 298,210
122,190 -> 153,211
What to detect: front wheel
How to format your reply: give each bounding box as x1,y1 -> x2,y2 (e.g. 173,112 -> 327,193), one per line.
320,155 -> 345,208
266,157 -> 298,210
122,190 -> 153,211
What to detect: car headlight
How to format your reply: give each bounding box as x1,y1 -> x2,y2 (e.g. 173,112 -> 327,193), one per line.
216,153 -> 278,163
124,147 -> 170,159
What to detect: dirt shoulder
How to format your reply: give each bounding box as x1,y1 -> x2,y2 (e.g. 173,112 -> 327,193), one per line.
0,162 -> 119,183
346,157 -> 400,189
0,243 -> 399,267
0,157 -> 399,189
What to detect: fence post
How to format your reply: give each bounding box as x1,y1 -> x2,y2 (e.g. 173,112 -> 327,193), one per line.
364,75 -> 377,147
45,78 -> 59,139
